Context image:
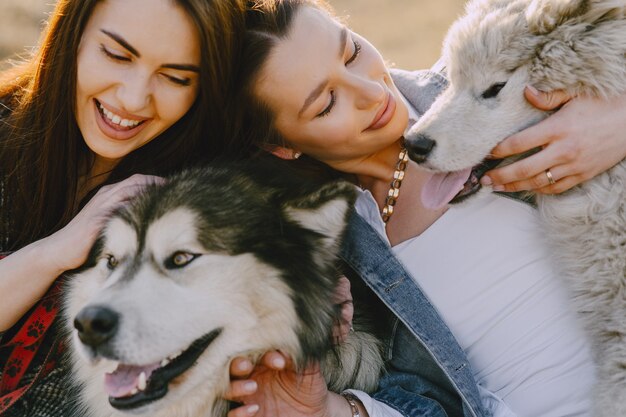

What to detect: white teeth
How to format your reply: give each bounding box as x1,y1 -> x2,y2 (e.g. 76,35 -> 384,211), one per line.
104,360 -> 120,373
99,103 -> 141,127
130,388 -> 138,396
168,350 -> 183,361
160,349 -> 184,366
137,372 -> 147,391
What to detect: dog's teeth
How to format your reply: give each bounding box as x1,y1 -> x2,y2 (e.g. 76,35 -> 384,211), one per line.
130,388 -> 138,396
168,350 -> 183,360
104,360 -> 120,373
137,372 -> 147,391
160,358 -> 170,367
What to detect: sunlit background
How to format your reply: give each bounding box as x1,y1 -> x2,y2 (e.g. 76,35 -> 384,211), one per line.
0,0 -> 465,69
330,0 -> 465,69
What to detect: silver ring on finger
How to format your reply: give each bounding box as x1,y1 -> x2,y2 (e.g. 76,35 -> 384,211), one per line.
545,169 -> 556,185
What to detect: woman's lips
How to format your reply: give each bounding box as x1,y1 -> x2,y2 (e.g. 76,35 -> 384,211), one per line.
94,99 -> 150,141
368,92 -> 396,131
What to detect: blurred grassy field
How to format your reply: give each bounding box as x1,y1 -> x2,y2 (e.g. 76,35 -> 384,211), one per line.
0,0 -> 466,70
0,1 -> 53,63
330,0 -> 466,69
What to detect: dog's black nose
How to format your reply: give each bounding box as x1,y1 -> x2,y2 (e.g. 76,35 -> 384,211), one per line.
405,134 -> 436,163
74,306 -> 120,348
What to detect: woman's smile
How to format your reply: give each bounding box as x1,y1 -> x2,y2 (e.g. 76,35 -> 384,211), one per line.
94,99 -> 150,141
367,91 -> 395,131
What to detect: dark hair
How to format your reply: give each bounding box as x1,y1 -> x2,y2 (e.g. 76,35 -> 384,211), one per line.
226,0 -> 344,183
0,0 -> 246,250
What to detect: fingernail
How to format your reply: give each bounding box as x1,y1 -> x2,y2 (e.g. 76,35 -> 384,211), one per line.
526,84 -> 540,97
480,175 -> 492,186
238,360 -> 252,372
244,381 -> 257,393
272,356 -> 285,368
493,185 -> 505,192
247,404 -> 260,415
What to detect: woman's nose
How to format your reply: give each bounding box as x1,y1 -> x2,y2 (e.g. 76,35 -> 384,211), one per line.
116,72 -> 152,113
351,75 -> 386,109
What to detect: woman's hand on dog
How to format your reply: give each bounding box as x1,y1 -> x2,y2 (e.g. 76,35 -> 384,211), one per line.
225,278 -> 359,417
482,87 -> 626,194
45,174 -> 164,273
0,174 -> 163,332
332,276 -> 354,345
225,352 -> 358,417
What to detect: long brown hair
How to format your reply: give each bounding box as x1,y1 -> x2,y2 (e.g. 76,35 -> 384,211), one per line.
0,0 -> 246,251
226,0 -> 342,182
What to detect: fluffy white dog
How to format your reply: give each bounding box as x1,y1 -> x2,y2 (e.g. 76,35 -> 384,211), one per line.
405,0 -> 626,415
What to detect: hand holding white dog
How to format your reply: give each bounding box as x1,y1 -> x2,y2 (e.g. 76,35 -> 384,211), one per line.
482,87 -> 626,194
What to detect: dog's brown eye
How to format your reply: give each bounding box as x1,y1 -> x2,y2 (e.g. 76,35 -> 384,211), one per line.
481,82 -> 507,99
166,251 -> 198,269
106,255 -> 118,270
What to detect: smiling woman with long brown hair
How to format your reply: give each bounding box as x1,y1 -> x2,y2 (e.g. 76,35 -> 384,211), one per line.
0,0 -> 245,414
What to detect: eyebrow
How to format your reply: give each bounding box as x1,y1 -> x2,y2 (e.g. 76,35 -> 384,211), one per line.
161,63 -> 200,73
298,27 -> 348,117
101,29 -> 140,57
100,29 -> 200,73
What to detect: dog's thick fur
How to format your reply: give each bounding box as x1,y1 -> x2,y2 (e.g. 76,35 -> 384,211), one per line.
62,161 -> 383,417
405,0 -> 626,414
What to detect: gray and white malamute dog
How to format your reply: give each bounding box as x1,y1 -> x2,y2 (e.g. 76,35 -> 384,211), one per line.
405,0 -> 626,414
62,161 -> 383,417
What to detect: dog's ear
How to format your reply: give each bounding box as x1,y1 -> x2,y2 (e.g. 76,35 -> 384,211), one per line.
283,181 -> 357,249
526,0 -> 589,33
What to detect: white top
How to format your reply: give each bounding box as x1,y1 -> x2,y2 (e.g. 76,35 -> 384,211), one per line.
349,190 -> 595,417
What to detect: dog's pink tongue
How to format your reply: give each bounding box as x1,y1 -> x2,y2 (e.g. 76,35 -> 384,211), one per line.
421,168 -> 472,210
104,363 -> 160,398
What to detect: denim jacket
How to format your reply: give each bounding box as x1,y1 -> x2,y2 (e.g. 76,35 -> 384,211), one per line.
339,69 -> 491,417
